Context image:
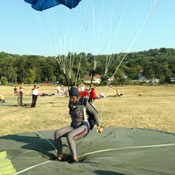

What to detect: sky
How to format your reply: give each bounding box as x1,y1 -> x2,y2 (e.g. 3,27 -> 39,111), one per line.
0,0 -> 175,57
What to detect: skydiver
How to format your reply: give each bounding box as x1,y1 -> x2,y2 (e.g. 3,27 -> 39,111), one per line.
54,87 -> 103,163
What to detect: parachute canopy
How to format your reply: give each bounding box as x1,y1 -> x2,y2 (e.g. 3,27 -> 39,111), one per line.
24,0 -> 82,11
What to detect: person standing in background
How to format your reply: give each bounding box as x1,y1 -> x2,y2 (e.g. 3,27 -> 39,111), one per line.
14,86 -> 18,95
14,86 -> 19,105
19,83 -> 24,106
31,84 -> 39,108
56,85 -> 61,95
89,87 -> 97,103
80,84 -> 85,91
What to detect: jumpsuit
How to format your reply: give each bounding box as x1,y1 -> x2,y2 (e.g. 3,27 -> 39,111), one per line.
54,98 -> 100,158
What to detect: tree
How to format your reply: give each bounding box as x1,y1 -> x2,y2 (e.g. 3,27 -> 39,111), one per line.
126,67 -> 138,79
144,68 -> 155,79
1,77 -> 8,85
25,69 -> 36,84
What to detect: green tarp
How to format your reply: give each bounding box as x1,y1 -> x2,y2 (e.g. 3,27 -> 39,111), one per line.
0,128 -> 175,175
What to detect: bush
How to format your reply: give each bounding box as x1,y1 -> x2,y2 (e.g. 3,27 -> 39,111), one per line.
1,77 -> 8,85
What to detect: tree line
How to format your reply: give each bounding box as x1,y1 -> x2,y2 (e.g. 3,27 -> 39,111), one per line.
0,48 -> 175,85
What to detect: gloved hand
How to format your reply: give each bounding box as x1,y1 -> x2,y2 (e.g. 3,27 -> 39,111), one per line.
97,126 -> 104,133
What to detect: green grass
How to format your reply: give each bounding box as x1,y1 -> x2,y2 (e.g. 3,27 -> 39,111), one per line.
0,84 -> 175,136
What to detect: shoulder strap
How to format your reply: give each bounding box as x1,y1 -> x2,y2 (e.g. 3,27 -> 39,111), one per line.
80,97 -> 88,122
83,107 -> 88,122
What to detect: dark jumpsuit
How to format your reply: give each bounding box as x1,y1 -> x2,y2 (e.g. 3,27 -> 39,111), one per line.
54,98 -> 100,158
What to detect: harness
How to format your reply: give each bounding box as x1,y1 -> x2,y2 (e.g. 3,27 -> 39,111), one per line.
69,97 -> 97,132
76,103 -> 90,132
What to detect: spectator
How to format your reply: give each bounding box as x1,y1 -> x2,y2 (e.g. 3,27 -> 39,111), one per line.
31,85 -> 40,108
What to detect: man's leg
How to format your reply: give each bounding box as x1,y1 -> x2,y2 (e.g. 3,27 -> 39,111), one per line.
67,125 -> 88,160
54,126 -> 73,157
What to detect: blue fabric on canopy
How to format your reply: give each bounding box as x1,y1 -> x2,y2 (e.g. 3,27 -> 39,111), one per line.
24,0 -> 82,11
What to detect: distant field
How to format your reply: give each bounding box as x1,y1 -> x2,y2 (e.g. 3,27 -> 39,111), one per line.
0,84 -> 175,136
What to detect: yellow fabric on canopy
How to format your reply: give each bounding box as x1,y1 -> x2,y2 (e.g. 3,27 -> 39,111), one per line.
0,151 -> 16,175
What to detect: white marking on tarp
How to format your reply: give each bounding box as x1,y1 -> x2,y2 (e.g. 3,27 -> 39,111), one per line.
15,160 -> 52,175
78,143 -> 175,158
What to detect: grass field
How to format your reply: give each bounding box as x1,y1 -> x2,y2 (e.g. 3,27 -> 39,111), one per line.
0,84 -> 175,136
